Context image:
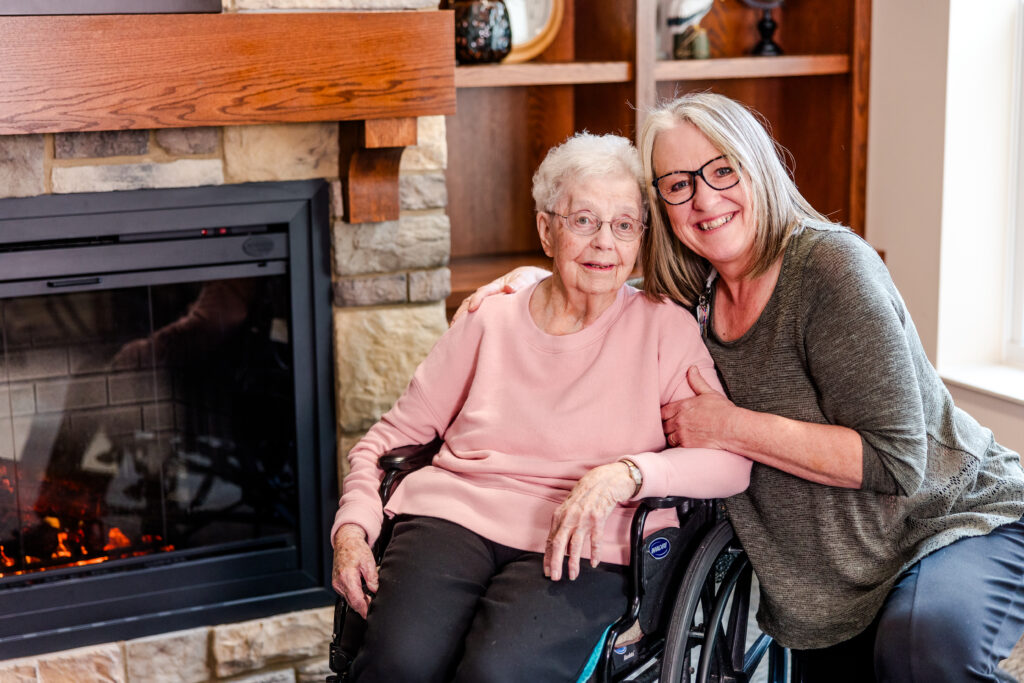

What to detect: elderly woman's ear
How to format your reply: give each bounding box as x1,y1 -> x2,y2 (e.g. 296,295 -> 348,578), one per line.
537,210 -> 555,258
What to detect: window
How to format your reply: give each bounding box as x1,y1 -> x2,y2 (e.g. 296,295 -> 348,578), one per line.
1007,0 -> 1024,368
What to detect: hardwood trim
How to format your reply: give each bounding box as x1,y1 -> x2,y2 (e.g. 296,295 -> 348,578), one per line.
653,54 -> 850,82
848,0 -> 872,236
454,62 -> 631,88
363,117 -> 418,149
338,119 -> 416,224
633,0 -> 657,136
0,12 -> 455,135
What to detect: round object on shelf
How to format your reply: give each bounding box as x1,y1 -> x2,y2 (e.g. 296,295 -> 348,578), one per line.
503,0 -> 564,64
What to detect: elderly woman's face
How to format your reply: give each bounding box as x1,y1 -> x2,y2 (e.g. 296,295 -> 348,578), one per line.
653,122 -> 756,273
538,174 -> 642,298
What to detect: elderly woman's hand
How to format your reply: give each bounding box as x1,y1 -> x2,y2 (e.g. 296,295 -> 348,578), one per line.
332,524 -> 378,619
661,366 -> 737,450
450,266 -> 551,324
545,462 -> 637,581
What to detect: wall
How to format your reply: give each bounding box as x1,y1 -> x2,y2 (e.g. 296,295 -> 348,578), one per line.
866,0 -> 1024,455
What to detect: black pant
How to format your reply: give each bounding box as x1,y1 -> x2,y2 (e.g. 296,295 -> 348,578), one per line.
794,516 -> 1024,682
350,515 -> 628,683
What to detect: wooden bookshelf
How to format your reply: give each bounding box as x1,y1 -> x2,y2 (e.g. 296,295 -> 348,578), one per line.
445,0 -> 871,317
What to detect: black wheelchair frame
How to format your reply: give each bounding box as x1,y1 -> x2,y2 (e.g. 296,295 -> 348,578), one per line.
327,440 -> 792,683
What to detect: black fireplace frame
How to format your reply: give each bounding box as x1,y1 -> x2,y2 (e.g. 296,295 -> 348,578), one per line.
1,1 -> 221,15
0,180 -> 336,659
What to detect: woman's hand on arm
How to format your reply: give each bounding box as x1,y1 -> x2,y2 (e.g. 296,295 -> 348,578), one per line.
662,366 -> 863,488
451,266 -> 551,323
332,524 -> 379,619
544,462 -> 636,581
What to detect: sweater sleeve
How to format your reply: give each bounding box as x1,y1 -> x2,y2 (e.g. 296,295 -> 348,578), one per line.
626,305 -> 752,499
331,312 -> 484,547
800,232 -> 927,496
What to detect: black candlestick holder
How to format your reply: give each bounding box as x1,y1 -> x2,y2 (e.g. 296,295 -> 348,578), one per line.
742,0 -> 784,56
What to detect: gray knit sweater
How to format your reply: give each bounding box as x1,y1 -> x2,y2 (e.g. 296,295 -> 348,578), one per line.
703,222 -> 1024,649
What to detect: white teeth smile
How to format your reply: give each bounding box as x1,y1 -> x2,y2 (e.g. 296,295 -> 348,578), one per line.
697,214 -> 733,231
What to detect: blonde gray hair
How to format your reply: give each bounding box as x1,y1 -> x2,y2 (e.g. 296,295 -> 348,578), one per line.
638,92 -> 831,306
532,132 -> 646,220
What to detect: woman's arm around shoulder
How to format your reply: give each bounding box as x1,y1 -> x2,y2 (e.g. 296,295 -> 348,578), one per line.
451,266 -> 551,323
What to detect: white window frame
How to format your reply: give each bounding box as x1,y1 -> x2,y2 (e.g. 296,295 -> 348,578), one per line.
1006,0 -> 1024,368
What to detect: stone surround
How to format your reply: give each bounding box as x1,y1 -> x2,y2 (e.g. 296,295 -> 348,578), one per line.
0,0 -> 450,677
0,607 -> 333,682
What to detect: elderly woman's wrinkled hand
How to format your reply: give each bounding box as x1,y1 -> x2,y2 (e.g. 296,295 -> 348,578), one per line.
332,524 -> 378,619
450,266 -> 551,324
661,366 -> 736,450
545,462 -> 636,581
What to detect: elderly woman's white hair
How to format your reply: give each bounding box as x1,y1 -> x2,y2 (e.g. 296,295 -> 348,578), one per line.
639,92 -> 832,307
532,132 -> 646,220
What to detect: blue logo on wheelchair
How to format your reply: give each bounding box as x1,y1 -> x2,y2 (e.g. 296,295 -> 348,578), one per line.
614,646 -> 628,655
648,538 -> 670,560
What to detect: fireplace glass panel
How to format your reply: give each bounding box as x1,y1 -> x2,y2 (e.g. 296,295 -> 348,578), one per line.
0,273 -> 297,580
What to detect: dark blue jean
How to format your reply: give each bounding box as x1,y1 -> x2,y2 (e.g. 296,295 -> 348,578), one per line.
794,516 -> 1024,682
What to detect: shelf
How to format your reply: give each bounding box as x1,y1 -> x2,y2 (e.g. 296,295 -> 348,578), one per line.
447,252 -> 551,315
653,54 -> 850,82
455,61 -> 632,88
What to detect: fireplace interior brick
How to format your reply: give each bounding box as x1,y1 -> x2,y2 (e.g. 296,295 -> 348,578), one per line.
3,348 -> 68,383
107,371 -> 174,405
34,376 -> 108,413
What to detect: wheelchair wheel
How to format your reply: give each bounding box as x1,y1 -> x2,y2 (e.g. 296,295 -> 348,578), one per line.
659,519 -> 787,683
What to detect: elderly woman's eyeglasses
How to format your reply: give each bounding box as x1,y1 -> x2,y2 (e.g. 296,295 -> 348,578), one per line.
652,155 -> 740,205
547,210 -> 646,242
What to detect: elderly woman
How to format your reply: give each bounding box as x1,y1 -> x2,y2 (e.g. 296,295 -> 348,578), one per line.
461,93 -> 1024,682
331,132 -> 750,682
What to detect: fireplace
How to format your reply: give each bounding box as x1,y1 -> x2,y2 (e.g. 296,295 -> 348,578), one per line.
0,180 -> 336,659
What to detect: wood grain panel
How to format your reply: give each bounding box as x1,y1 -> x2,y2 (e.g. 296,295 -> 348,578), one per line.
447,88 -> 550,259
0,12 -> 455,134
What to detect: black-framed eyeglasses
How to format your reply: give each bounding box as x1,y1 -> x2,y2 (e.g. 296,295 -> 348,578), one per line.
546,210 -> 646,242
652,155 -> 741,205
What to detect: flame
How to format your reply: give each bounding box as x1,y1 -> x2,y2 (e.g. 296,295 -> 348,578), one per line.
104,527 -> 131,551
53,532 -> 72,558
0,521 -> 178,578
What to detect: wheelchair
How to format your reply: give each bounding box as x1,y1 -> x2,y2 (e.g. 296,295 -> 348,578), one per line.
327,439 -> 792,683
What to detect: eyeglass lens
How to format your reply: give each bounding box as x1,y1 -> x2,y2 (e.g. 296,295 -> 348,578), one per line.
654,156 -> 739,205
559,210 -> 644,241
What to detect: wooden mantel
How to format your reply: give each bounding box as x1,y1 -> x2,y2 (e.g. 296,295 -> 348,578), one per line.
0,11 -> 456,222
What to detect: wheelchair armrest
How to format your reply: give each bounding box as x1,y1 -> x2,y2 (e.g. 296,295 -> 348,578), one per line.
639,496 -> 690,510
378,437 -> 443,473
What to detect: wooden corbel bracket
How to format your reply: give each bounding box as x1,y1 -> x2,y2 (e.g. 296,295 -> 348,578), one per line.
339,117 -> 419,224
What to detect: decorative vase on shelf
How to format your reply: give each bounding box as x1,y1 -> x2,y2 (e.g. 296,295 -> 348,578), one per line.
449,0 -> 513,64
667,0 -> 713,60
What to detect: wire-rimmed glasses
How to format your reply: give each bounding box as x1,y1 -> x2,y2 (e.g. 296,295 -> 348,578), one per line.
652,155 -> 740,205
546,210 -> 647,242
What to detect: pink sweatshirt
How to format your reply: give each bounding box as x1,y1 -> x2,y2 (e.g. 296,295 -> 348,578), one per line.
332,281 -> 751,566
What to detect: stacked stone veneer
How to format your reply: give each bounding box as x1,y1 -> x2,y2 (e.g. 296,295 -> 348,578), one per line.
0,0 -> 451,678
